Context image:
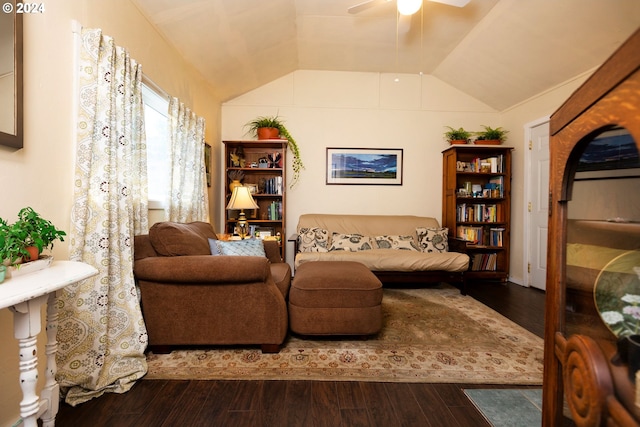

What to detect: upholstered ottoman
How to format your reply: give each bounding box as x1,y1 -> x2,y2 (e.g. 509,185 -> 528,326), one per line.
288,261 -> 383,336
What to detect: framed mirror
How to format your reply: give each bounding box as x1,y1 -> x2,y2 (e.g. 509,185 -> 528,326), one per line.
0,3 -> 23,149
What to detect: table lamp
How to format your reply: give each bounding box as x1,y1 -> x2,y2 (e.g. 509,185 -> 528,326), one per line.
226,186 -> 259,238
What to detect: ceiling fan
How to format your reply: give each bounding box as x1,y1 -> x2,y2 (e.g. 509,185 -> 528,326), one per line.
348,0 -> 470,16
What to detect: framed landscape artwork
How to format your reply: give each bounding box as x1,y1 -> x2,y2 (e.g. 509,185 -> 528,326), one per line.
326,148 -> 403,185
575,128 -> 640,180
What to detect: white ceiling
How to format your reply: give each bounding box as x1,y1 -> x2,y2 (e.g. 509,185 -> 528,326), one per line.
132,0 -> 640,110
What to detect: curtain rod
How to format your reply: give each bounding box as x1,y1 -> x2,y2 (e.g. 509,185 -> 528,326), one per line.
142,74 -> 171,101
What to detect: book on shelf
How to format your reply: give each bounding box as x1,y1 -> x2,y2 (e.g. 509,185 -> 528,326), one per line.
456,203 -> 502,222
457,226 -> 483,244
488,157 -> 498,173
470,253 -> 498,271
459,155 -> 504,173
262,176 -> 283,195
489,228 -> 505,247
267,201 -> 283,220
459,226 -> 504,247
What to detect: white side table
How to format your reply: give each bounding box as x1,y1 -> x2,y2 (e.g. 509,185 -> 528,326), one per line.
0,261 -> 98,427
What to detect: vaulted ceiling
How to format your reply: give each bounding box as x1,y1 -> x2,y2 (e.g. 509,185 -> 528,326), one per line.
132,0 -> 640,111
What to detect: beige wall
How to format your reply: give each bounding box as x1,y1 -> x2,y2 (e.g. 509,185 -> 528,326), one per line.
222,69 -> 592,280
222,70 -> 501,267
0,1 -> 221,425
500,72 -> 591,284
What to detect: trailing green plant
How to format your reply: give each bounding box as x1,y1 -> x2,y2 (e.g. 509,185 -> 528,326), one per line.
245,115 -> 304,188
444,126 -> 472,143
475,125 -> 509,142
0,208 -> 66,266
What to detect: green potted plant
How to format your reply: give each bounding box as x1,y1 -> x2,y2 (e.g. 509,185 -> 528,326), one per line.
245,115 -> 304,187
245,116 -> 282,140
16,207 -> 66,259
444,126 -> 472,145
0,218 -> 29,266
475,125 -> 509,145
0,208 -> 66,266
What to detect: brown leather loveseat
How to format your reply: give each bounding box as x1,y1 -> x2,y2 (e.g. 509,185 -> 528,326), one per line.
133,221 -> 291,353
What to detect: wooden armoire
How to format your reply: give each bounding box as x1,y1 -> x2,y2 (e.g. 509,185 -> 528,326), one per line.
543,28 -> 640,426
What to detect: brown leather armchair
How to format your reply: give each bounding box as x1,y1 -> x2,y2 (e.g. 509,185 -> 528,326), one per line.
133,221 -> 291,353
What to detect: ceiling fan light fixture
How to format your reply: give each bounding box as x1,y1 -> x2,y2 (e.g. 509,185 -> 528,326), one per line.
397,0 -> 422,15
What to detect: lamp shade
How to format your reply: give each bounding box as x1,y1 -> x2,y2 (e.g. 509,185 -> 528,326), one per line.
226,186 -> 259,210
397,0 -> 422,15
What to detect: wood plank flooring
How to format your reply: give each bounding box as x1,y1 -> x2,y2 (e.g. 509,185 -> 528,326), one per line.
56,281 -> 549,427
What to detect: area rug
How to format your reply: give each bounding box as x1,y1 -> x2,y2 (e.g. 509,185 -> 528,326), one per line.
144,285 -> 544,384
464,389 -> 543,427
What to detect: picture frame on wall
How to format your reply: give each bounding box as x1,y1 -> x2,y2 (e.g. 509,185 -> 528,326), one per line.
575,128 -> 640,180
326,148 -> 403,185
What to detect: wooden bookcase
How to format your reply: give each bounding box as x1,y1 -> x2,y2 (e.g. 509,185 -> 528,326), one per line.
223,140 -> 287,258
442,145 -> 513,282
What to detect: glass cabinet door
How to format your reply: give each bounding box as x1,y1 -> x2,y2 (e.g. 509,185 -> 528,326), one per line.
565,127 -> 640,340
562,127 -> 640,424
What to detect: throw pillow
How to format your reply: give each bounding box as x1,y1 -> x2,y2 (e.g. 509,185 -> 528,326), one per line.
216,239 -> 266,257
149,221 -> 217,256
208,238 -> 221,255
374,235 -> 420,251
416,227 -> 449,253
297,227 -> 330,252
328,233 -> 373,252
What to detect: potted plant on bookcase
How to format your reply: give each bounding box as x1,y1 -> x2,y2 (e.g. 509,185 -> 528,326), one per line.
474,125 -> 509,145
244,115 -> 304,187
444,127 -> 472,145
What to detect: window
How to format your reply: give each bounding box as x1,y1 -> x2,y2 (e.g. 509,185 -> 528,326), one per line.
142,82 -> 170,208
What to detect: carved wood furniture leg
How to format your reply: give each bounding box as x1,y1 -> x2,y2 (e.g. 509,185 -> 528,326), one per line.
40,291 -> 60,427
0,260 -> 98,427
10,294 -> 48,427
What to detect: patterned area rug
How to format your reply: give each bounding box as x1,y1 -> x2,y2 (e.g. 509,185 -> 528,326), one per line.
144,286 -> 544,384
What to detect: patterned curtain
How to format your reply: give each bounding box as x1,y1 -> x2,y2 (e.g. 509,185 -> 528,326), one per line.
166,97 -> 209,222
56,28 -> 149,406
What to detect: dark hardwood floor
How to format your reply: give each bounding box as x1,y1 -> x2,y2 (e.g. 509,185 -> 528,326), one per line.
56,281 -> 547,427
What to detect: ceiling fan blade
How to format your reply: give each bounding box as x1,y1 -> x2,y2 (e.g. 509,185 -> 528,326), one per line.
428,0 -> 471,7
348,0 -> 392,14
